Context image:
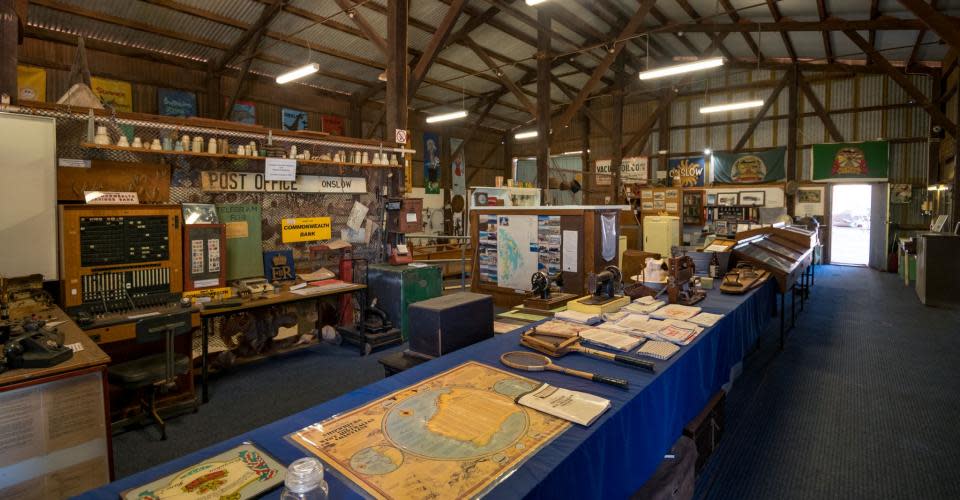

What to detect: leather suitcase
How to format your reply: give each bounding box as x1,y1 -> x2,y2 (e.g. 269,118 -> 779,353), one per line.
408,292 -> 493,358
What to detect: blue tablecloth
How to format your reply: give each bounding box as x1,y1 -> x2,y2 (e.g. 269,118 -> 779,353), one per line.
79,282 -> 775,499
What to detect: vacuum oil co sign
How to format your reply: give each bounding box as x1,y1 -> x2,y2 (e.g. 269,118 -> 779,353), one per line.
281,217 -> 332,243
201,171 -> 367,194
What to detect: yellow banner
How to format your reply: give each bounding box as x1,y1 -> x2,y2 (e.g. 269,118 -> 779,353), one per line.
183,287 -> 233,302
90,77 -> 133,112
281,217 -> 332,243
17,65 -> 46,102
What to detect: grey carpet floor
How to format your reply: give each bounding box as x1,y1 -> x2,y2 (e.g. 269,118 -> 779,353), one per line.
695,265 -> 960,499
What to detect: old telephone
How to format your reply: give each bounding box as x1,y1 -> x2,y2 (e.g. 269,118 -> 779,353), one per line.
0,317 -> 73,373
389,244 -> 413,265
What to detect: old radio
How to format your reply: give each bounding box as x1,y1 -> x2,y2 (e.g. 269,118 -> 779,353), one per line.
59,205 -> 186,331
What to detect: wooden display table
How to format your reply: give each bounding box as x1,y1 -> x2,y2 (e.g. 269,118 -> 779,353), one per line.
0,305 -> 113,498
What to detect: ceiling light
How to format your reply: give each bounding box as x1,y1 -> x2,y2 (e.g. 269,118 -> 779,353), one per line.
525,0 -> 549,5
515,130 -> 538,140
378,71 -> 387,82
700,100 -> 764,114
426,110 -> 468,123
563,150 -> 590,155
658,150 -> 668,155
276,63 -> 320,84
703,148 -> 712,156
639,57 -> 723,80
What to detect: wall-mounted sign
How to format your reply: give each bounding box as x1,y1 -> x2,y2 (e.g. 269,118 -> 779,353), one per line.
17,65 -> 46,102
264,158 -> 297,181
668,157 -> 706,187
395,129 -> 408,144
282,107 -> 308,130
811,141 -> 889,182
158,88 -> 197,117
84,191 -> 139,204
595,157 -> 648,186
230,100 -> 256,124
713,147 -> 786,184
321,115 -> 344,135
201,171 -> 367,193
281,217 -> 332,243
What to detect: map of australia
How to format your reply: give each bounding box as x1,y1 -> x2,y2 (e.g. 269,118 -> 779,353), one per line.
496,215 -> 539,290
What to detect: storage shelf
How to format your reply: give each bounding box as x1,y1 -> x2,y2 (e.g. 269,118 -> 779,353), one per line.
80,143 -> 403,169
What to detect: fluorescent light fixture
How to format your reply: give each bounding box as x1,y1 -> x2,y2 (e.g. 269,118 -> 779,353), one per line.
562,149 -> 589,155
658,150 -> 668,155
700,100 -> 765,114
703,148 -> 712,155
276,63 -> 320,84
525,0 -> 549,5
639,57 -> 723,80
515,130 -> 538,140
426,110 -> 468,123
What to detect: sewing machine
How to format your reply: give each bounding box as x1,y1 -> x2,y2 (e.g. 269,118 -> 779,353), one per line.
567,265 -> 631,314
666,255 -> 706,305
521,271 -> 577,312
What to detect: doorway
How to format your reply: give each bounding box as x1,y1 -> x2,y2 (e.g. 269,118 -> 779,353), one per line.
830,184 -> 872,265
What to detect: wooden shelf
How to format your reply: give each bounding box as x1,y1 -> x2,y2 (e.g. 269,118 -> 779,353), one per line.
80,143 -> 403,169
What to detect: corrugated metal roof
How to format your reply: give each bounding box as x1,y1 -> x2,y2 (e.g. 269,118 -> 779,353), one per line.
177,0 -> 264,25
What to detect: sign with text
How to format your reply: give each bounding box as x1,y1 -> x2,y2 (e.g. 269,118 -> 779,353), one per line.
595,157 -> 648,186
668,157 -> 706,187
84,191 -> 139,204
281,217 -> 332,243
264,158 -> 297,181
201,171 -> 367,193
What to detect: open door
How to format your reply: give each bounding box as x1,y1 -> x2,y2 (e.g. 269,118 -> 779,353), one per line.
868,182 -> 889,270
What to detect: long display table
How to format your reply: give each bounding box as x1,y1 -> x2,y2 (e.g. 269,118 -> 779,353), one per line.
79,281 -> 776,499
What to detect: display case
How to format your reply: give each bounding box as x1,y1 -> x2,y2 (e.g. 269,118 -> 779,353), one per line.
682,190 -> 705,225
470,186 -> 541,207
732,227 -> 815,292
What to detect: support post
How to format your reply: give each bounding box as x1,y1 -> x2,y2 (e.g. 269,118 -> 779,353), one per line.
385,0 -> 408,196
536,9 -> 551,201
0,0 -> 18,104
611,56 -> 625,203
349,99 -> 363,137
580,110 -> 590,203
787,65 -> 799,214
503,133 -> 512,182
658,90 -> 672,188
954,91 -> 960,225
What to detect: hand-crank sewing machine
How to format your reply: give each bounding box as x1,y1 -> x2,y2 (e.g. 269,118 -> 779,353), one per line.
566,265 -> 631,314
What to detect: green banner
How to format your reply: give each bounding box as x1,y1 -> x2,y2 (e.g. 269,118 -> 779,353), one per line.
811,141 -> 888,182
712,147 -> 786,184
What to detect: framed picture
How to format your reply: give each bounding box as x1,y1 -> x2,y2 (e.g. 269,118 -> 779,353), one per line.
739,191 -> 765,206
653,199 -> 666,209
797,188 -> 822,203
665,189 -> 679,200
183,224 -> 227,291
182,203 -> 219,224
714,220 -> 729,235
706,193 -> 717,205
641,201 -> 655,210
890,184 -> 912,204
640,189 -> 654,200
653,191 -> 666,201
717,192 -> 738,206
665,202 -> 678,212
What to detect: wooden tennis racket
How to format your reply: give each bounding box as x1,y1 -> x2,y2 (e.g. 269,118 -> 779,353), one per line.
500,351 -> 629,389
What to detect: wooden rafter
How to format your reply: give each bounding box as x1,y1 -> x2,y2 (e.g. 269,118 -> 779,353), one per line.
796,70 -> 844,142
555,0 -> 657,129
622,92 -> 677,157
552,75 -> 613,138
673,0 -> 735,60
718,0 -> 761,59
465,37 -> 537,116
766,0 -> 796,61
649,7 -> 702,57
815,0 -> 834,63
845,29 -> 956,136
333,0 -> 388,57
408,0 -> 466,97
898,0 -> 960,53
649,19 -> 936,32
732,73 -> 791,152
869,0 -> 880,48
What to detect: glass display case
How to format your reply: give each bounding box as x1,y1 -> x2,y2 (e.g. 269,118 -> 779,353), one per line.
733,228 -> 815,292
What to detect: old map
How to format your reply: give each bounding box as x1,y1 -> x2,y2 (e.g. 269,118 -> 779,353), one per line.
288,362 -> 570,499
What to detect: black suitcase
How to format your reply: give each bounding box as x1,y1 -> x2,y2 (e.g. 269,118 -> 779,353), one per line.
408,293 -> 493,358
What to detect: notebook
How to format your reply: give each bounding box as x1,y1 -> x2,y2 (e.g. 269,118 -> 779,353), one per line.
579,328 -> 645,352
517,383 -> 611,426
637,340 -> 680,360
555,309 -> 602,325
689,312 -> 724,327
650,304 -> 701,321
625,300 -> 665,314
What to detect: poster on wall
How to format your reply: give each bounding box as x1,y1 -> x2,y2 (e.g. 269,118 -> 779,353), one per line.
712,147 -> 786,184
423,132 -> 441,194
91,77 -> 132,112
321,115 -> 344,135
451,138 -> 465,197
17,65 -> 46,102
621,156 -> 649,184
497,215 -> 539,290
282,108 -> 308,130
668,157 -> 706,187
478,215 -> 498,283
811,141 -> 888,182
890,184 -> 913,204
537,216 -> 561,275
157,88 -> 197,117
230,100 -> 256,124
595,159 -> 612,186
795,186 -> 825,217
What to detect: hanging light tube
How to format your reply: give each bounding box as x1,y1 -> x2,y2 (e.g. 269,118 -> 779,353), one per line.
426,110 -> 468,123
515,130 -> 538,140
639,57 -> 724,80
699,100 -> 765,114
276,63 -> 320,84
525,0 -> 549,5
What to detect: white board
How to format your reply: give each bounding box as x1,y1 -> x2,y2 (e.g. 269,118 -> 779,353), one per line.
0,113 -> 58,280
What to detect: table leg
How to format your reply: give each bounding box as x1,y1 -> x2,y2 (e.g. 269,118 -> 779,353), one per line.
800,270 -> 806,312
791,285 -> 796,329
811,261 -> 816,287
780,290 -> 785,350
201,317 -> 210,404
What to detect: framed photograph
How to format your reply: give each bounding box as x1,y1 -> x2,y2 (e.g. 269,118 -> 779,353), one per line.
641,201 -> 655,210
739,191 -> 765,206
665,202 -> 679,212
890,184 -> 912,204
797,188 -> 822,203
717,192 -> 739,206
182,203 -> 219,224
665,189 -> 679,200
183,224 -> 227,291
714,220 -> 729,235
653,191 -> 666,201
653,199 -> 666,209
706,193 -> 717,205
640,189 -> 654,200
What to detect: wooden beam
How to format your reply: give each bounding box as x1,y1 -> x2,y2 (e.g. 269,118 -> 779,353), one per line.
869,0 -> 880,48
732,73 -> 791,152
898,0 -> 960,52
673,0 -> 736,60
465,37 -> 537,116
555,0 -> 657,129
409,0 -> 466,97
845,29 -> 956,136
451,95 -> 499,160
787,65 -> 798,212
333,0 -> 388,58
766,0 -> 796,61
222,35 -> 262,120
718,0 -> 761,59
953,91 -> 960,225
648,18 -> 935,33
649,7 -> 701,57
536,9 -> 551,197
552,76 -> 613,138
797,70 -> 845,142
612,56 -> 626,203
815,0 -> 834,63
622,92 -> 677,157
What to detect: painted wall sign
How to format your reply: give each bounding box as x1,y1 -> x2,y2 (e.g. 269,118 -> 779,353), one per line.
811,141 -> 889,182
201,171 -> 367,193
84,191 -> 140,204
713,147 -> 786,184
595,157 -> 648,185
158,88 -> 197,117
668,157 -> 706,187
282,107 -> 308,130
281,217 -> 332,243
